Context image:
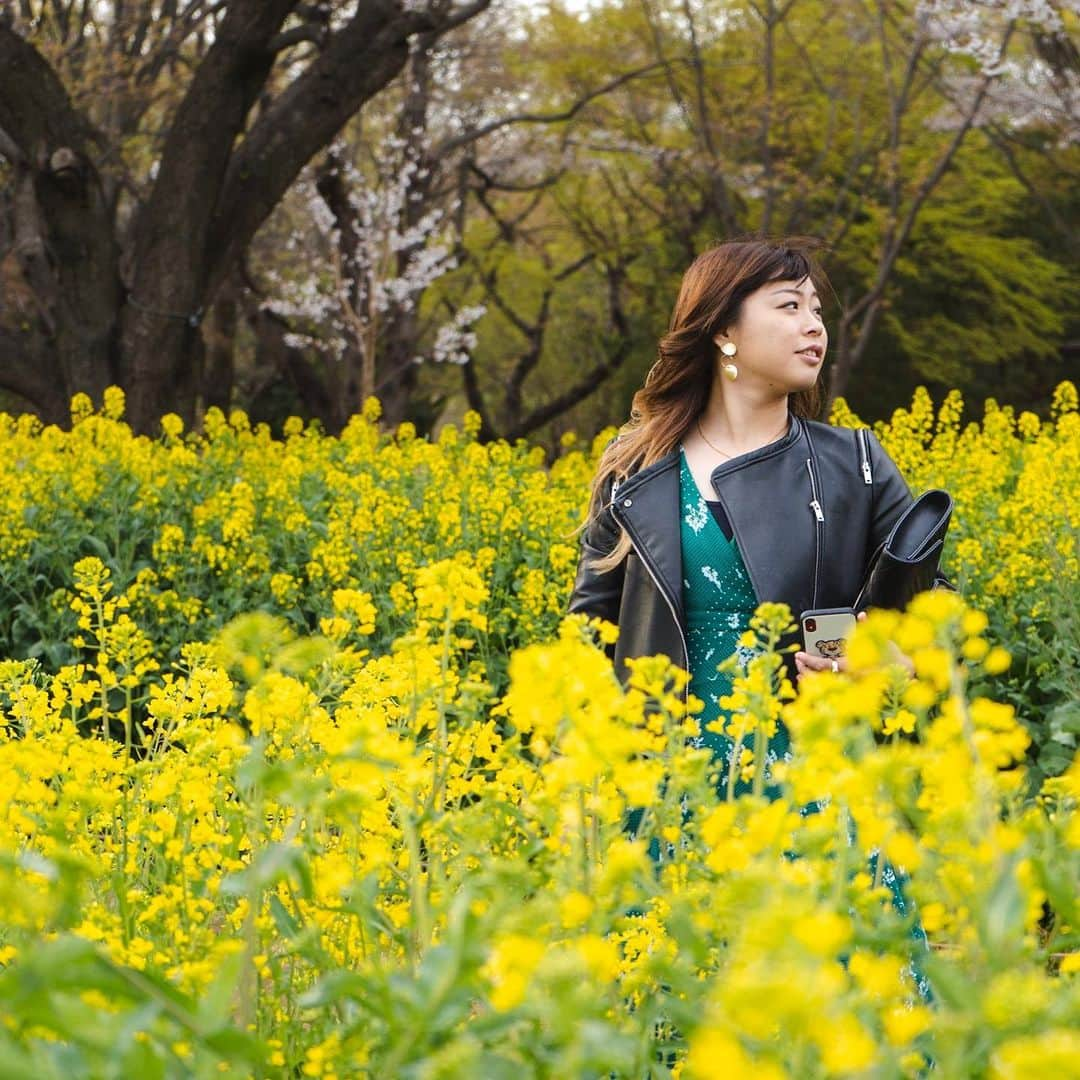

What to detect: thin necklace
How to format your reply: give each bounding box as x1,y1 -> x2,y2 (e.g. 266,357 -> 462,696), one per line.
696,415 -> 789,460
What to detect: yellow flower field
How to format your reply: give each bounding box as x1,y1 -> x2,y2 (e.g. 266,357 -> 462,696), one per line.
0,385 -> 1078,1077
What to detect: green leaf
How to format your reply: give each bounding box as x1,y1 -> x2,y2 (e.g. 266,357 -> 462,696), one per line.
269,893 -> 302,938
297,970 -> 372,1009
920,955 -> 978,1012
1048,700 -> 1080,735
77,535 -> 114,563
201,1027 -> 267,1064
196,945 -> 246,1030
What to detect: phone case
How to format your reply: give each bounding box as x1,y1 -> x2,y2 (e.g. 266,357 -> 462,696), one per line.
800,607 -> 857,660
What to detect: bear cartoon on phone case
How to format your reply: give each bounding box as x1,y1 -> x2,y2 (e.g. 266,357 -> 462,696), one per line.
814,638 -> 846,660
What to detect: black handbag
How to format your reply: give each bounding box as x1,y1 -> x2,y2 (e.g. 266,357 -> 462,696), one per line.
854,489 -> 953,612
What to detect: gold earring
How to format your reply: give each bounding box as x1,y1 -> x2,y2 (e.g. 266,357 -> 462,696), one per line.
719,341 -> 738,381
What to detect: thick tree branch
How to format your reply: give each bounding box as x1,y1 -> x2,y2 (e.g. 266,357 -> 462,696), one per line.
0,20 -> 94,156
121,0 -> 298,422
267,21 -> 326,54
128,0 -> 296,290
208,0 -> 492,295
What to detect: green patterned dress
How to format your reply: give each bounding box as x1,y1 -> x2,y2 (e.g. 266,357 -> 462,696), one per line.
673,447 -> 932,1001
678,448 -> 791,796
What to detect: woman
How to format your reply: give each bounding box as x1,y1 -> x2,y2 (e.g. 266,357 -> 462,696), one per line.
569,237 -> 948,791
568,239 -> 945,1004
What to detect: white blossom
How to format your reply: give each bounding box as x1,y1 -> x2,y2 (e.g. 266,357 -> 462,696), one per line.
430,304 -> 487,365
917,0 -> 1078,67
915,0 -> 1079,140
263,125 -> 478,377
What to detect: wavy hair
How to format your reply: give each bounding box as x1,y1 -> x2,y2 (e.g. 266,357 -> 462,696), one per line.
584,237 -> 830,572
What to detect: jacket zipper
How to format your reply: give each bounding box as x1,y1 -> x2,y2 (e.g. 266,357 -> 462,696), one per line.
857,429 -> 873,485
612,505 -> 690,699
805,457 -> 823,607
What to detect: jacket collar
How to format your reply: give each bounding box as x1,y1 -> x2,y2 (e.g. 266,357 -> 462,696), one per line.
608,412 -> 808,625
709,411 -> 805,482
613,411 -> 806,500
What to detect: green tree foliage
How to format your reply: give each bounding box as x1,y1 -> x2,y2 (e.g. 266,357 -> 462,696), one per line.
413,0 -> 1077,442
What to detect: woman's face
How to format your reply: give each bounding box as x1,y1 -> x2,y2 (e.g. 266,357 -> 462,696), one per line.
717,276 -> 826,394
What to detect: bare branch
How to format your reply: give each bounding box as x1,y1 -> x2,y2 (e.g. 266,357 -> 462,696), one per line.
267,21 -> 326,53
680,0 -> 718,160
637,0 -> 696,138
135,1 -> 227,85
504,288 -> 552,421
431,61 -> 672,159
468,159 -> 566,193
479,266 -> 534,340
828,19 -> 1018,407
553,252 -> 595,283
459,353 -> 497,441
507,262 -> 632,440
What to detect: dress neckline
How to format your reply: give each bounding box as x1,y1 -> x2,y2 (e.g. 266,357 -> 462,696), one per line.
678,445 -> 715,508
679,448 -> 734,551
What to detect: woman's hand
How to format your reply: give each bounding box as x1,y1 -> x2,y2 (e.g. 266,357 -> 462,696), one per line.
794,611 -> 868,684
794,611 -> 916,685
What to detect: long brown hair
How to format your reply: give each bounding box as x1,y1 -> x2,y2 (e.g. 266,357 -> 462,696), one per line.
584,237 -> 830,571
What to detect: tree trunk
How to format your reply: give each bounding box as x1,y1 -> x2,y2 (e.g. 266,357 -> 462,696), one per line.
201,269 -> 240,415
0,23 -> 121,421
0,2 -> 491,431
118,0 -> 297,431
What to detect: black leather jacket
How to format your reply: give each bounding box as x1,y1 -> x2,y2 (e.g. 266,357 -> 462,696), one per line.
568,413 -> 948,685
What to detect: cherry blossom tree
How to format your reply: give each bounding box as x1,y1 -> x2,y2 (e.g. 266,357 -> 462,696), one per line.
239,9 -> 664,432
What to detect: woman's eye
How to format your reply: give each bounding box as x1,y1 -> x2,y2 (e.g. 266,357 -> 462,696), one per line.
781,301 -> 824,316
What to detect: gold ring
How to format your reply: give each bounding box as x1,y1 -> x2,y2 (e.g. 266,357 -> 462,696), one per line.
831,660 -> 839,673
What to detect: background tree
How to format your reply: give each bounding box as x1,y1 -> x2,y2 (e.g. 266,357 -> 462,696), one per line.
1,0 -> 1075,439
0,0 -> 490,432
233,6 -> 665,433
466,0 -> 1077,435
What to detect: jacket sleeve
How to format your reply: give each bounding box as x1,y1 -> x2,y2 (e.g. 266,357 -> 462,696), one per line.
567,473 -> 626,626
866,430 -> 956,592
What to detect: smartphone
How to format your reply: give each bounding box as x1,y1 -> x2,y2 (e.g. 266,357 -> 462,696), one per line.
800,607 -> 857,661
